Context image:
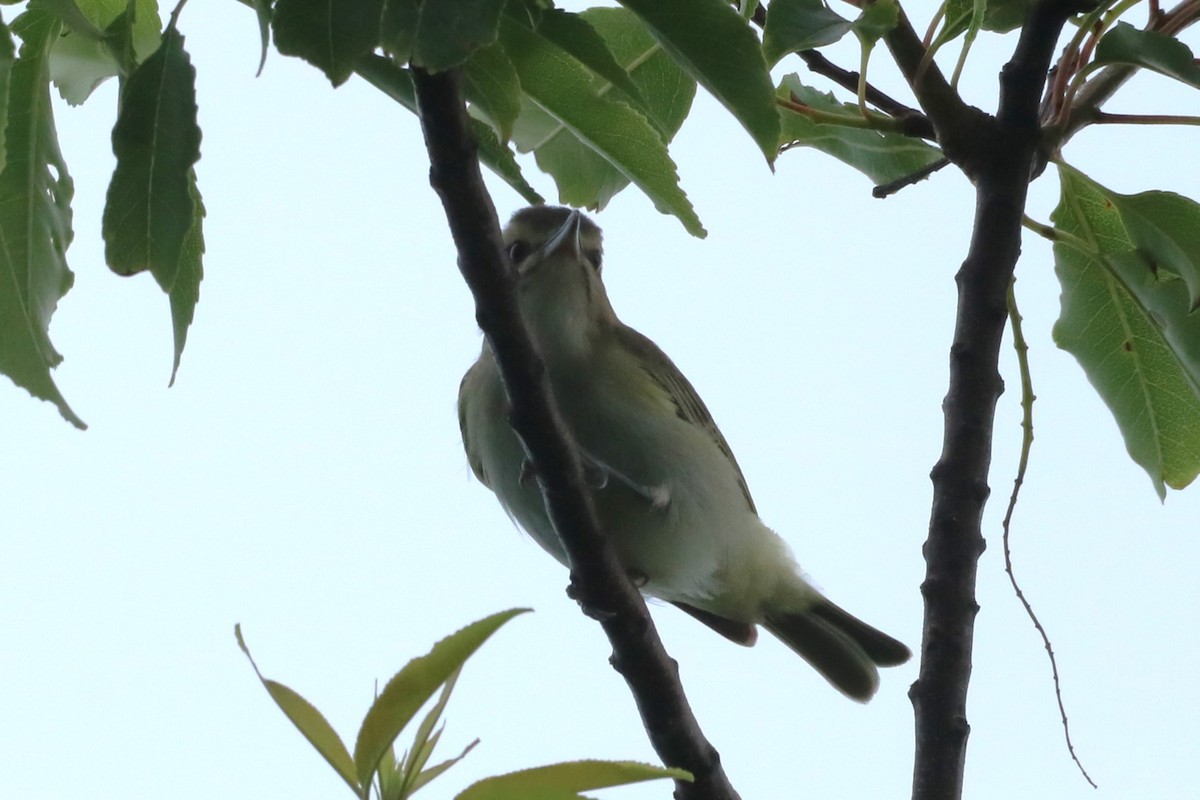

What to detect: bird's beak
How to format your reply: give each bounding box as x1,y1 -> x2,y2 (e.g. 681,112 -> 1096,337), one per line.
542,210 -> 582,263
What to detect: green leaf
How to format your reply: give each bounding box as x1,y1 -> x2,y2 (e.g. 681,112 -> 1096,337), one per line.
352,54 -> 544,204
0,14 -> 17,166
510,7 -> 693,212
103,25 -> 200,294
1052,165 -> 1200,497
252,0 -> 270,76
777,75 -> 943,184
762,0 -> 852,66
398,669 -> 460,789
380,0 -> 417,62
851,0 -> 899,46
938,0 -> 1032,42
272,0 -> 384,87
412,0 -> 506,72
455,760 -> 691,800
501,16 -> 703,235
47,0 -> 162,105
408,739 -> 479,796
0,7 -> 84,429
463,41 -> 521,142
1093,22 -> 1200,90
617,0 -> 778,165
1106,190 -> 1200,310
168,172 -> 203,386
235,625 -> 361,795
353,608 -> 530,789
535,9 -> 648,119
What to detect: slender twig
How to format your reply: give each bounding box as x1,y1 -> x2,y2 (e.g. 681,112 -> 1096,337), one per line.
1002,282 -> 1099,790
409,66 -> 740,800
871,157 -> 951,198
1094,111 -> 1200,125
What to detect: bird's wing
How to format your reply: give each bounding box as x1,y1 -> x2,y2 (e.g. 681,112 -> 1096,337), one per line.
615,325 -> 757,514
458,359 -> 492,488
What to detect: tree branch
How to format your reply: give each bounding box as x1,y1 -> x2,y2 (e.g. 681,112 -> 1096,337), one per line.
910,2 -> 1091,799
409,65 -> 740,800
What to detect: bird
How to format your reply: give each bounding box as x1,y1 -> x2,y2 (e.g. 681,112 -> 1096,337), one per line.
457,205 -> 910,701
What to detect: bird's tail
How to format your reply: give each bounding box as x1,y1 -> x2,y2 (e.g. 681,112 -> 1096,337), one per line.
763,595 -> 910,702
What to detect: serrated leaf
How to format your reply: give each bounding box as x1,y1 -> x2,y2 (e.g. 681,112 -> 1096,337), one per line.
168,172 -> 203,386
234,625 -> 361,795
0,7 -> 84,428
455,760 -> 691,800
617,0 -> 778,165
103,25 -> 200,293
777,75 -> 943,184
535,9 -> 648,118
1093,22 -> 1200,90
510,7 -> 693,212
762,0 -> 852,66
408,739 -> 479,796
353,609 -> 530,789
412,0 -> 506,72
1052,165 -> 1200,497
47,0 -> 162,105
353,54 -> 543,204
501,16 -> 703,235
272,0 -> 383,87
463,41 -> 520,142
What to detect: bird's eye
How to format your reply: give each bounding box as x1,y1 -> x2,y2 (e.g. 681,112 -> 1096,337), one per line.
507,240 -> 531,264
584,249 -> 602,272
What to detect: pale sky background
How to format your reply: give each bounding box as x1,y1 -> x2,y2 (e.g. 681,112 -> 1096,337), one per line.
3,2 -> 1198,799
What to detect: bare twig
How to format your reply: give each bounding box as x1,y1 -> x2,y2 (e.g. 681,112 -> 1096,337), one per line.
1002,282 -> 1098,790
409,65 -> 740,800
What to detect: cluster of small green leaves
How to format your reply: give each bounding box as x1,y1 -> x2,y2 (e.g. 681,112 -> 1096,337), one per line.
0,0 -> 200,429
235,608 -> 689,799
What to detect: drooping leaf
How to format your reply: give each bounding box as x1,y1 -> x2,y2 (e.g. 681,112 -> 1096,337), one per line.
777,75 -> 943,184
272,0 -> 384,87
501,16 -> 703,235
509,7 -> 694,212
353,54 -> 544,204
0,8 -> 84,428
1092,22 -> 1200,90
463,40 -> 521,142
762,0 -> 852,66
1052,165 -> 1200,497
252,0 -> 270,75
103,25 -> 200,292
168,173 -> 203,386
47,0 -> 162,105
411,0 -> 507,72
617,0 -> 779,165
235,625 -> 361,796
353,609 -> 530,789
455,760 -> 691,800
535,9 -> 647,118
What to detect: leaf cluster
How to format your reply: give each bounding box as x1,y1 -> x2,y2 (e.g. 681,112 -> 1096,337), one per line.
235,609 -> 689,800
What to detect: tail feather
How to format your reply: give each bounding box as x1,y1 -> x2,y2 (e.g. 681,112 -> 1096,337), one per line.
764,598 -> 910,702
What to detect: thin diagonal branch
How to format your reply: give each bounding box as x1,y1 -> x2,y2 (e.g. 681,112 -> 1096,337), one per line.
409,65 -> 739,800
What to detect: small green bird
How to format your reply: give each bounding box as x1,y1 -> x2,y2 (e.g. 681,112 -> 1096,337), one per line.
458,205 -> 910,700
